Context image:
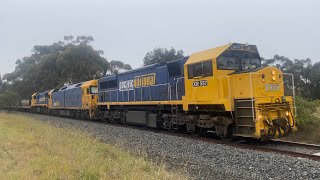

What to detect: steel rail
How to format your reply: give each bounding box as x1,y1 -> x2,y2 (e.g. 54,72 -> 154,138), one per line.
270,139 -> 320,149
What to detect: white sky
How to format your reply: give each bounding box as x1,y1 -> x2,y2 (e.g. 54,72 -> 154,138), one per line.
1,0 -> 319,75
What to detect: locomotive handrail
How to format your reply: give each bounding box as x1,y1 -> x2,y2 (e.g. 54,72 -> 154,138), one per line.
248,72 -> 260,122
283,73 -> 297,117
149,83 -> 172,101
249,73 -> 255,123
176,77 -> 184,100
102,83 -> 172,102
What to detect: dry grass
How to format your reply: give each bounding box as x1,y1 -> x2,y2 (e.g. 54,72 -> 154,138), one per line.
0,112 -> 188,180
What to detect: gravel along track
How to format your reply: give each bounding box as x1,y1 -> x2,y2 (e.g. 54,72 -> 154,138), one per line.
17,112 -> 320,180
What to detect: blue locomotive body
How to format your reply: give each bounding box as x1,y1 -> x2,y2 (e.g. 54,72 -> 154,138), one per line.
52,83 -> 83,108
98,57 -> 188,104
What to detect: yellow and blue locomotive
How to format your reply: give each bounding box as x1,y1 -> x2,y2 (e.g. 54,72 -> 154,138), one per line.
26,43 -> 296,140
97,43 -> 296,140
31,80 -> 98,119
31,91 -> 50,113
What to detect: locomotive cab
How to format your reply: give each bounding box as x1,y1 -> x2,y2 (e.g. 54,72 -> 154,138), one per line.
182,43 -> 296,140
30,91 -> 50,113
81,80 -> 99,118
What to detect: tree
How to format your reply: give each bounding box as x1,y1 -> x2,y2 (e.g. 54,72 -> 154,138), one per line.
108,60 -> 132,74
309,62 -> 320,99
1,35 -> 130,98
0,90 -> 20,107
56,43 -> 109,84
143,47 -> 184,66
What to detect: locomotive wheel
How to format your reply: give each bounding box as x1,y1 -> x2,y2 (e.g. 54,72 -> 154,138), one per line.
219,124 -> 236,141
199,128 -> 209,137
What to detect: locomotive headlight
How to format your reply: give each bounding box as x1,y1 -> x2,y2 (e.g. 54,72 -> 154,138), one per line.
271,71 -> 276,81
275,98 -> 280,103
285,111 -> 290,117
255,114 -> 262,122
261,74 -> 265,82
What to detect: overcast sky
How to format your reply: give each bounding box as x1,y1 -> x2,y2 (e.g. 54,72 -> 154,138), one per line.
1,0 -> 319,75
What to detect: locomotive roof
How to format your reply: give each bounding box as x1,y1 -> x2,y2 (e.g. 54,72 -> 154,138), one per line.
58,80 -> 97,91
81,80 -> 97,88
37,90 -> 49,95
101,57 -> 189,81
99,75 -> 117,82
185,42 -> 257,65
31,90 -> 49,97
185,43 -> 231,65
114,63 -> 160,76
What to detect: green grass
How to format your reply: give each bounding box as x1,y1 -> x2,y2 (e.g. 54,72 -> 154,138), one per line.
0,112 -> 188,180
285,97 -> 320,144
295,96 -> 320,126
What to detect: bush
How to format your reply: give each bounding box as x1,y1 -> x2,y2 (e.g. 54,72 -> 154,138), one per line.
295,96 -> 320,128
0,90 -> 21,108
289,96 -> 320,143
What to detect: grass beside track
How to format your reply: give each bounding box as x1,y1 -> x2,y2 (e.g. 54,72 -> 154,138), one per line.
284,97 -> 320,144
0,112 -> 187,180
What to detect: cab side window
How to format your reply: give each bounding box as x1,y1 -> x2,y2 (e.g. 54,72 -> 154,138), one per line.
107,80 -> 117,89
203,61 -> 213,77
188,60 -> 213,79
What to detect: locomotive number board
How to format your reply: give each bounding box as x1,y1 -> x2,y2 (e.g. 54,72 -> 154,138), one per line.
265,83 -> 280,91
193,80 -> 208,87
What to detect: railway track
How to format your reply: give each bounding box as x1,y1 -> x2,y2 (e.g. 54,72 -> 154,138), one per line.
264,139 -> 320,159
68,118 -> 320,162
165,132 -> 320,162
270,139 -> 320,149
4,110 -> 320,161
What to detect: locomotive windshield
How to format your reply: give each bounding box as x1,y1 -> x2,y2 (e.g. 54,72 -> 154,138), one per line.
90,86 -> 98,94
241,58 -> 261,70
217,56 -> 261,70
217,44 -> 261,71
217,57 -> 240,70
